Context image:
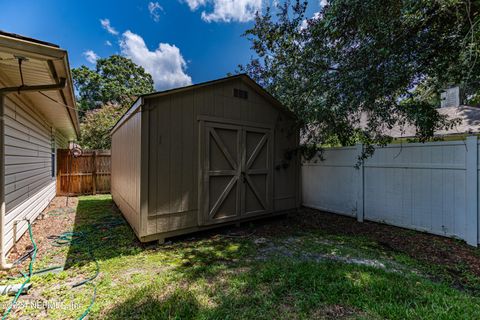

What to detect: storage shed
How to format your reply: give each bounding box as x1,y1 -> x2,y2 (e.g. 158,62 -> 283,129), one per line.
111,74 -> 299,242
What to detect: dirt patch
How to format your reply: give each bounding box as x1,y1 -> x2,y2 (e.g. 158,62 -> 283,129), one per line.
277,294 -> 300,320
180,208 -> 480,290
247,208 -> 480,290
4,197 -> 78,274
310,304 -> 364,319
254,236 -> 414,275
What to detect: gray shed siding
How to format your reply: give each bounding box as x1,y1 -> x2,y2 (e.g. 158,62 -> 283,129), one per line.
112,76 -> 299,242
111,111 -> 142,235
4,94 -> 67,252
145,79 -> 299,236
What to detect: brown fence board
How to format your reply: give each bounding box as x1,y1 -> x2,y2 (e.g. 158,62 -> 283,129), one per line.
57,149 -> 111,196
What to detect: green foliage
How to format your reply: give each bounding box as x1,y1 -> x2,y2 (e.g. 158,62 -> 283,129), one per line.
79,103 -> 127,149
72,55 -> 154,149
72,55 -> 154,112
240,0 -> 480,155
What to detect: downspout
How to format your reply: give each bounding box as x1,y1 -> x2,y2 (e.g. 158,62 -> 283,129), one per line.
0,94 -> 9,269
0,78 -> 66,270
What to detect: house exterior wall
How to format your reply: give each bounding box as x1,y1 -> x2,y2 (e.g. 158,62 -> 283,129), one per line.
302,138 -> 480,246
111,111 -> 142,236
140,78 -> 299,240
3,94 -> 67,252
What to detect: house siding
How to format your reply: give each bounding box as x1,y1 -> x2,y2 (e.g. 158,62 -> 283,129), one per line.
3,95 -> 67,252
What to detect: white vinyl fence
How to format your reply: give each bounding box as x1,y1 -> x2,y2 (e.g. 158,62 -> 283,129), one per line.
302,136 -> 479,246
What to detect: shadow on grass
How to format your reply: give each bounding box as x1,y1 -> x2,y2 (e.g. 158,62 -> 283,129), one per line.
63,195 -> 254,272
61,196 -> 480,319
102,258 -> 480,320
105,286 -> 201,320
64,195 -> 143,269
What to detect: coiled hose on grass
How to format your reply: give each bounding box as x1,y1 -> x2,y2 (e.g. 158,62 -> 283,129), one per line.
2,226 -> 99,320
1,220 -> 37,320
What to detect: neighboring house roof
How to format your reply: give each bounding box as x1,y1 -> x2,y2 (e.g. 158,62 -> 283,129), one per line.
378,106 -> 480,138
111,74 -> 294,134
0,30 -> 80,140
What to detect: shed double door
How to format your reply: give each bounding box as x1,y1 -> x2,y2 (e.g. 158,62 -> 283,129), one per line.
201,121 -> 273,225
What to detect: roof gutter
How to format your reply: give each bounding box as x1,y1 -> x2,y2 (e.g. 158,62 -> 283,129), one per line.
0,34 -> 80,139
60,55 -> 81,139
0,78 -> 66,94
0,79 -> 66,270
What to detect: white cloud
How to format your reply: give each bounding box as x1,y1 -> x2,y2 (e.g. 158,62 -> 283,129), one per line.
320,0 -> 328,6
184,0 -> 206,10
184,0 -> 262,22
100,18 -> 119,35
300,20 -> 308,30
120,30 -> 192,90
300,12 -> 321,30
83,50 -> 99,64
148,2 -> 164,22
105,40 -> 112,46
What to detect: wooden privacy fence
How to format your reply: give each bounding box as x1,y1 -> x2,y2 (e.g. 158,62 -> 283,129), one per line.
57,149 -> 111,196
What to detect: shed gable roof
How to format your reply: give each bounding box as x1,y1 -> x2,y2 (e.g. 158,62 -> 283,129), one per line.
111,74 -> 295,134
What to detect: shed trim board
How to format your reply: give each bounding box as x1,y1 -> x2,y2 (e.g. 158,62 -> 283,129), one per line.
111,75 -> 300,242
139,209 -> 292,243
198,119 -> 206,228
140,105 -> 150,236
197,115 -> 276,129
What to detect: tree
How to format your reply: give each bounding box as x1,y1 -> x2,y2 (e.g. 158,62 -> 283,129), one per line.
72,55 -> 154,112
79,103 -> 127,149
241,0 -> 480,157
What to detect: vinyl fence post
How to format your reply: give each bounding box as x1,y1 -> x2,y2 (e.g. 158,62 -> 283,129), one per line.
356,143 -> 364,222
466,135 -> 478,247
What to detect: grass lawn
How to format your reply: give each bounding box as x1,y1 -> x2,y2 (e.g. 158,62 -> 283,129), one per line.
1,195 -> 480,319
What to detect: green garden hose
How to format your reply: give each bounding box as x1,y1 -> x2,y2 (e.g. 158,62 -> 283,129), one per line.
7,265 -> 64,280
77,285 -> 96,320
48,231 -> 100,286
2,228 -> 100,319
47,231 -> 99,318
2,214 -> 125,319
2,220 -> 37,320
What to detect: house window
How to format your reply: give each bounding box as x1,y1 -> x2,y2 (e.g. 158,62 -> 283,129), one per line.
51,133 -> 56,178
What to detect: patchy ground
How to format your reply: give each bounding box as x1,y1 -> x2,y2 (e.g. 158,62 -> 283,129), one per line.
253,208 -> 480,293
7,197 -> 78,265
1,195 -> 480,319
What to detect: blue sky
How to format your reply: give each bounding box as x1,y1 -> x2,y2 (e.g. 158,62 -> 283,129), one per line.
0,0 -> 321,90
